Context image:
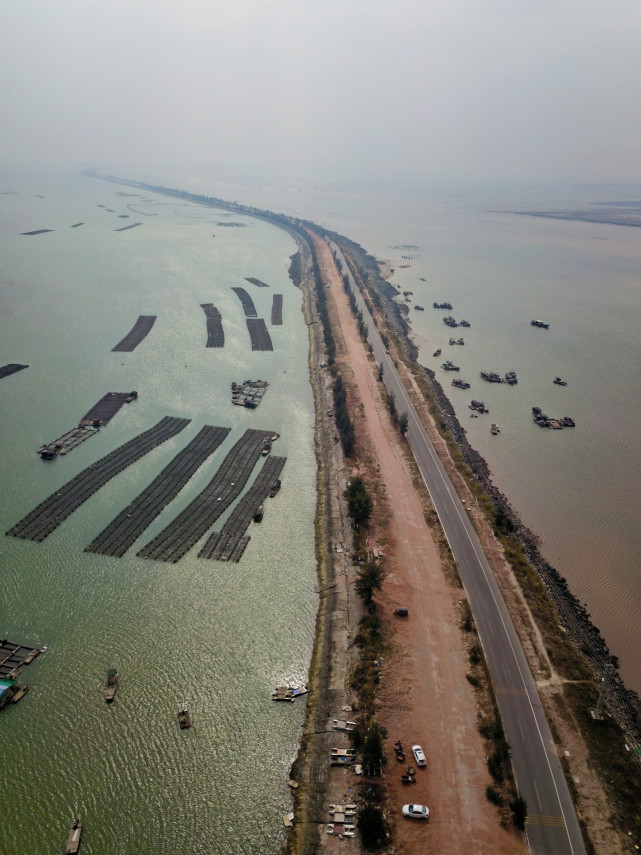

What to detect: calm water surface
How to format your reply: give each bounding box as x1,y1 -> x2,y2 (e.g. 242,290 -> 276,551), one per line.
0,166 -> 317,854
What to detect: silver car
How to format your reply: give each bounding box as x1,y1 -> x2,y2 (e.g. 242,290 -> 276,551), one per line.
412,744 -> 426,766
402,804 -> 430,821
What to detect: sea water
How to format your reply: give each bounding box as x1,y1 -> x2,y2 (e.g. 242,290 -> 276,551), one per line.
0,165 -> 317,854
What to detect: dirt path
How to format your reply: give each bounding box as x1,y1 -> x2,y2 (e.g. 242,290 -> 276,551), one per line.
312,233 -> 523,855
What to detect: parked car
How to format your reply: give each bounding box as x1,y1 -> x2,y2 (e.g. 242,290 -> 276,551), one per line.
402,804 -> 430,821
412,744 -> 426,766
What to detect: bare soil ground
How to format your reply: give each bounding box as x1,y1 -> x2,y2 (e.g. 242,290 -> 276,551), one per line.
311,233 -> 524,855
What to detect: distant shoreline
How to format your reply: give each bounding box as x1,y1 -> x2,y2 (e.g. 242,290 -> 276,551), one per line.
513,210 -> 641,228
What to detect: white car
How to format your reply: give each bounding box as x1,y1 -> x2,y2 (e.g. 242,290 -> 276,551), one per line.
412,744 -> 426,766
402,804 -> 430,821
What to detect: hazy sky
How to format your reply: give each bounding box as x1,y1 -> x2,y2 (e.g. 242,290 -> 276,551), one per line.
2,0 -> 641,184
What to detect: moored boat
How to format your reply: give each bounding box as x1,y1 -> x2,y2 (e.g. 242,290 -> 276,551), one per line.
253,504 -> 264,522
178,707 -> 191,729
105,668 -> 118,702
442,361 -> 460,371
66,819 -> 82,854
480,371 -> 502,383
531,319 -> 550,328
268,479 -> 281,498
491,424 -> 500,435
433,348 -> 441,357
451,379 -> 470,389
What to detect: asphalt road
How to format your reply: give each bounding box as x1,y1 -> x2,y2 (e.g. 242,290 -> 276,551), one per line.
330,240 -> 587,855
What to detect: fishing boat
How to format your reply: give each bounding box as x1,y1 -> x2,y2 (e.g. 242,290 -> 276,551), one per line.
66,819 -> 82,854
105,668 -> 118,702
531,319 -> 550,328
491,424 -> 500,435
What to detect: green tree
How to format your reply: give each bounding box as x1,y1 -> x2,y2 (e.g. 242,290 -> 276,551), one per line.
399,411 -> 409,434
357,804 -> 387,851
345,477 -> 373,526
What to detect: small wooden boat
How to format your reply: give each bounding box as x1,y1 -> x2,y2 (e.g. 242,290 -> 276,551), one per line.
66,819 -> 83,854
253,504 -> 264,522
105,668 -> 118,702
491,424 -> 500,435
178,707 -> 191,729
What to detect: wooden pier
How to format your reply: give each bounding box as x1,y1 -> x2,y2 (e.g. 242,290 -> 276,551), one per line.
245,277 -> 270,288
111,315 -> 156,352
85,425 -> 230,557
200,303 -> 225,347
7,416 -> 190,542
137,428 -> 276,563
199,455 -> 286,562
271,294 -> 283,325
231,286 -> 257,317
246,318 -> 273,351
0,363 -> 28,380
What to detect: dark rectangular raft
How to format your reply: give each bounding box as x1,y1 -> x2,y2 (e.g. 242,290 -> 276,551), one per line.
0,363 -> 28,380
200,303 -> 224,347
271,294 -> 283,325
79,391 -> 137,426
246,318 -> 273,351
199,455 -> 286,562
112,315 -> 157,352
85,424 -> 230,557
245,277 -> 270,288
231,287 -> 257,317
6,416 -> 189,542
137,428 -> 275,563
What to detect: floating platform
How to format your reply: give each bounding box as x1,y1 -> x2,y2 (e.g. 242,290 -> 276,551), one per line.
245,277 -> 270,288
0,640 -> 42,678
20,228 -> 53,236
85,425 -> 230,557
112,315 -> 156,352
199,455 -> 286,562
0,363 -> 28,380
79,391 -> 138,427
231,286 -> 257,317
272,685 -> 308,702
7,416 -> 190,542
246,318 -> 273,351
200,303 -> 224,347
38,425 -> 99,459
138,428 -> 276,563
271,294 -> 283,325
231,379 -> 269,408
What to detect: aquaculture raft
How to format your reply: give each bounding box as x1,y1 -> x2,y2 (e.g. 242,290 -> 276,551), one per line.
0,640 -> 42,678
231,379 -> 268,408
199,455 -> 286,561
0,363 -> 28,380
79,391 -> 138,426
231,286 -> 257,317
246,318 -> 273,351
111,315 -> 156,352
137,428 -> 277,563
7,416 -> 190,542
245,277 -> 270,288
200,303 -> 224,348
271,294 -> 283,325
85,425 -> 231,557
